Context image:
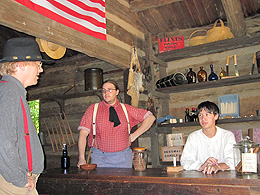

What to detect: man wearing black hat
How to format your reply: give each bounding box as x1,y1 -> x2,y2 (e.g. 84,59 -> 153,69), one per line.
0,37 -> 53,194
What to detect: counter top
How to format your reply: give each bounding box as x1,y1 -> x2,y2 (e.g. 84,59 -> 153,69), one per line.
37,167 -> 260,195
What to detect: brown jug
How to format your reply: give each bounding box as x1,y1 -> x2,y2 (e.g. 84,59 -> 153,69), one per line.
197,66 -> 207,82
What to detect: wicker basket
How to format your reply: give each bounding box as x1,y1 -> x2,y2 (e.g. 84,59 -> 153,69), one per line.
189,30 -> 207,46
206,19 -> 234,43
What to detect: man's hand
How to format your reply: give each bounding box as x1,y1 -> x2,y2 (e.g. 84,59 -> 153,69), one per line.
202,164 -> 220,174
24,172 -> 35,191
77,159 -> 87,168
130,134 -> 137,143
199,157 -> 219,173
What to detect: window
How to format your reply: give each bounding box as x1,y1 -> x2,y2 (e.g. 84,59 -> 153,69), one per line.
28,99 -> 40,133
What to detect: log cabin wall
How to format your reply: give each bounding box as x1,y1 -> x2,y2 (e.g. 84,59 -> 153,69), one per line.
2,0 -> 260,167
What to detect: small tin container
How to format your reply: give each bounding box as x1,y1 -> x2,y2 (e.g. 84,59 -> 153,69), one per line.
233,136 -> 260,173
133,147 -> 147,171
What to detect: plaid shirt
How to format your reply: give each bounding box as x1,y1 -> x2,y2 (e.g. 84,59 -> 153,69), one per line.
78,99 -> 151,153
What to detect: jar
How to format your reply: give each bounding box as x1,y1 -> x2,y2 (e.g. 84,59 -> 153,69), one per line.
233,136 -> 260,173
133,147 -> 147,171
197,66 -> 207,82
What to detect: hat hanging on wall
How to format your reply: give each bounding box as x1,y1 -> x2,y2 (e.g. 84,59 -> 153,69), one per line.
35,38 -> 66,59
35,38 -> 44,52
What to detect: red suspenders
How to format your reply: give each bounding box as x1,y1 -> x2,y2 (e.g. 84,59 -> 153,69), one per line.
20,98 -> 33,174
0,81 -> 32,174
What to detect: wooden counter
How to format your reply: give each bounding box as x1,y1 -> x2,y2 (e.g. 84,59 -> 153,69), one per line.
37,167 -> 260,195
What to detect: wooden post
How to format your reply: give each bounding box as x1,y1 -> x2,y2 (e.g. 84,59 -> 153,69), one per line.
221,0 -> 246,37
145,32 -> 160,167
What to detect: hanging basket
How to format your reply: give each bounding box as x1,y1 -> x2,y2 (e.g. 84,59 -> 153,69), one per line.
206,19 -> 234,43
189,30 -> 207,46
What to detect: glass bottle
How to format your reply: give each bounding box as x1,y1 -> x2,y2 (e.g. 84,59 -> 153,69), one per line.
208,64 -> 218,81
61,144 -> 70,169
190,108 -> 198,122
186,68 -> 196,84
219,67 -> 226,79
185,108 -> 190,122
197,66 -> 207,82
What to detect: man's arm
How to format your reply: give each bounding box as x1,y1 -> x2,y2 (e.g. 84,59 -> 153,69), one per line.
130,114 -> 155,142
77,129 -> 89,167
180,134 -> 202,170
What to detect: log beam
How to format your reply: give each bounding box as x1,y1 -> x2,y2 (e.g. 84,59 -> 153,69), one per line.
221,0 -> 246,37
130,0 -> 183,13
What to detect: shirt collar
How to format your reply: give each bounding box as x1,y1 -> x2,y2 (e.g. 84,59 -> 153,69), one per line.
2,75 -> 27,96
101,99 -> 120,108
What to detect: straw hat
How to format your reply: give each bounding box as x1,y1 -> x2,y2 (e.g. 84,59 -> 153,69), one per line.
35,37 -> 44,52
0,37 -> 54,64
36,38 -> 66,59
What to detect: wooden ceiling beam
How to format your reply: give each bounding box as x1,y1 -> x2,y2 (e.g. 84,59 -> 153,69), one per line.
221,0 -> 246,37
130,0 -> 183,13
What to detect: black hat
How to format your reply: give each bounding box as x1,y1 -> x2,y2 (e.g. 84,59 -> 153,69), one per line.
0,37 -> 54,64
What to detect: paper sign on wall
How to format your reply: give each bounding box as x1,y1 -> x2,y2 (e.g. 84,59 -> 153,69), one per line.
158,36 -> 184,53
162,146 -> 183,162
166,133 -> 185,146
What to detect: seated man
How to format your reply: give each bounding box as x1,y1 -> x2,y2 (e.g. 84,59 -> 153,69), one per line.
180,101 -> 236,174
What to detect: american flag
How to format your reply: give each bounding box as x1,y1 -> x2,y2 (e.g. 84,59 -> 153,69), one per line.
14,0 -> 107,41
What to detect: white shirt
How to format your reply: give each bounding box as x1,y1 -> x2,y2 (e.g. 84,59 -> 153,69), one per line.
180,126 -> 236,171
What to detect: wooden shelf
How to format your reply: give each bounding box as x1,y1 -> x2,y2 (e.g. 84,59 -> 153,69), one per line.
155,34 -> 260,62
156,74 -> 260,93
157,116 -> 260,130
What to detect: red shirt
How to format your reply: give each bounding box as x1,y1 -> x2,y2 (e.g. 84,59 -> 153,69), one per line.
78,99 -> 151,152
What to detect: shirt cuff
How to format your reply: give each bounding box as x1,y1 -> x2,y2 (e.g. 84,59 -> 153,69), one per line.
78,126 -> 91,133
144,111 -> 153,119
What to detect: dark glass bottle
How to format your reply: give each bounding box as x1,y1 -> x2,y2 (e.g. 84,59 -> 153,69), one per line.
208,64 -> 218,81
186,68 -> 196,84
190,108 -> 198,122
185,108 -> 190,122
61,144 -> 70,169
197,66 -> 207,82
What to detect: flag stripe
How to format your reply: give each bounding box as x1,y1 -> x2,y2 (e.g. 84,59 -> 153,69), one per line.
85,0 -> 105,8
14,0 -> 106,40
45,0 -> 106,28
73,0 -> 106,17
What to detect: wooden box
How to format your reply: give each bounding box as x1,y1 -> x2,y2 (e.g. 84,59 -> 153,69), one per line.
218,94 -> 239,118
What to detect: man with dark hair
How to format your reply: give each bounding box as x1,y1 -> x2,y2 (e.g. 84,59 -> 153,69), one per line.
180,101 -> 236,174
0,37 -> 53,194
77,80 -> 155,168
